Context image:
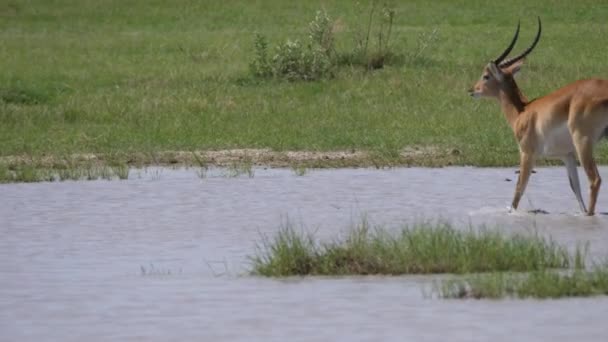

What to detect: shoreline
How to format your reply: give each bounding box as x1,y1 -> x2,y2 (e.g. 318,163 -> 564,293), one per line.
0,147 -> 464,170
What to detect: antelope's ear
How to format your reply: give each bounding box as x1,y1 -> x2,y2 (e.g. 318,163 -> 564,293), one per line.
487,63 -> 503,81
504,59 -> 525,76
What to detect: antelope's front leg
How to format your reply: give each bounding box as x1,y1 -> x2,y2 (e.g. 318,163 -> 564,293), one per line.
511,152 -> 535,211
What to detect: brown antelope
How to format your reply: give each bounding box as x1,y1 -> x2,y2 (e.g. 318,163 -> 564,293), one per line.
469,18 -> 608,216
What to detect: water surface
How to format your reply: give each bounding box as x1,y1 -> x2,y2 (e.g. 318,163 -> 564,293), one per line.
1,167 -> 608,341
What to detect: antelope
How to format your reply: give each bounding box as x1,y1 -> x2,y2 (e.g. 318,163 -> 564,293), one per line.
469,18 -> 608,216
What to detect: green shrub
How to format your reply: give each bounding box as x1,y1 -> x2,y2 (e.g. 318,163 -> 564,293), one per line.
249,33 -> 272,78
249,2 -> 402,81
251,10 -> 335,81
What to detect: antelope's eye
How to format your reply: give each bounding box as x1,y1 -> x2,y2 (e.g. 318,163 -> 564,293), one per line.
482,74 -> 490,80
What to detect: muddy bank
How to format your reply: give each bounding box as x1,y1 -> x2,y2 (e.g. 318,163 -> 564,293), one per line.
0,147 -> 463,169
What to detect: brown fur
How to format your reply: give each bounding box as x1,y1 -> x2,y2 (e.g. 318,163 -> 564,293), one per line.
470,61 -> 608,215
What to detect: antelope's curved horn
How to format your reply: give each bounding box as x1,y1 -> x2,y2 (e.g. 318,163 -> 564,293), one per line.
500,17 -> 542,68
493,20 -> 520,65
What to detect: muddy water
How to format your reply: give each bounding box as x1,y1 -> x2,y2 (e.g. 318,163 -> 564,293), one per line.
1,166 -> 608,341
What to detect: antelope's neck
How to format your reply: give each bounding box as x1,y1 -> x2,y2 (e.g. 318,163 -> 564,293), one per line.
498,80 -> 528,128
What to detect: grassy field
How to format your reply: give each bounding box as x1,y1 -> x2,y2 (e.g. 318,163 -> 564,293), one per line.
2,0 -> 608,179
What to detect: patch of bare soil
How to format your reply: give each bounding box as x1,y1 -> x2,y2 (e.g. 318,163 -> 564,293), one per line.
0,147 -> 463,169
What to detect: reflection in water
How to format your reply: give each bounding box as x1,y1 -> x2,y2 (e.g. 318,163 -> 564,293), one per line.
1,167 -> 608,341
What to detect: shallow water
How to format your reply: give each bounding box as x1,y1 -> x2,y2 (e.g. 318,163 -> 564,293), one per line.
1,166 -> 608,341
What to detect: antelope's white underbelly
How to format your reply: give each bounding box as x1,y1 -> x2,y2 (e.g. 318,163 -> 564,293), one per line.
538,123 -> 575,157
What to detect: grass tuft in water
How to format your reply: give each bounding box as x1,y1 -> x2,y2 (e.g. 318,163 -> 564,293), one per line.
253,226 -> 319,276
438,266 -> 608,299
223,160 -> 255,178
0,163 -> 129,183
250,221 -> 580,277
291,165 -> 308,176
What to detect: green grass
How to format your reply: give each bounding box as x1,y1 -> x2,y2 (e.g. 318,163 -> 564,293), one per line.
2,0 -> 608,174
250,221 -> 583,277
438,267 -> 608,299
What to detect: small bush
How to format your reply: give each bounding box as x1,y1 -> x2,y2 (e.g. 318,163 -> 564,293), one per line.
308,9 -> 335,55
250,10 -> 335,81
271,39 -> 333,81
249,2 -> 404,81
249,34 -> 272,78
339,1 -> 396,69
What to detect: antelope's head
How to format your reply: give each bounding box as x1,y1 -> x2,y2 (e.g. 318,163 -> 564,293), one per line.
469,18 -> 542,99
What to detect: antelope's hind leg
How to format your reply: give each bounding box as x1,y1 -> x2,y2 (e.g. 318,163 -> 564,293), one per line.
563,153 -> 587,213
571,131 -> 602,216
